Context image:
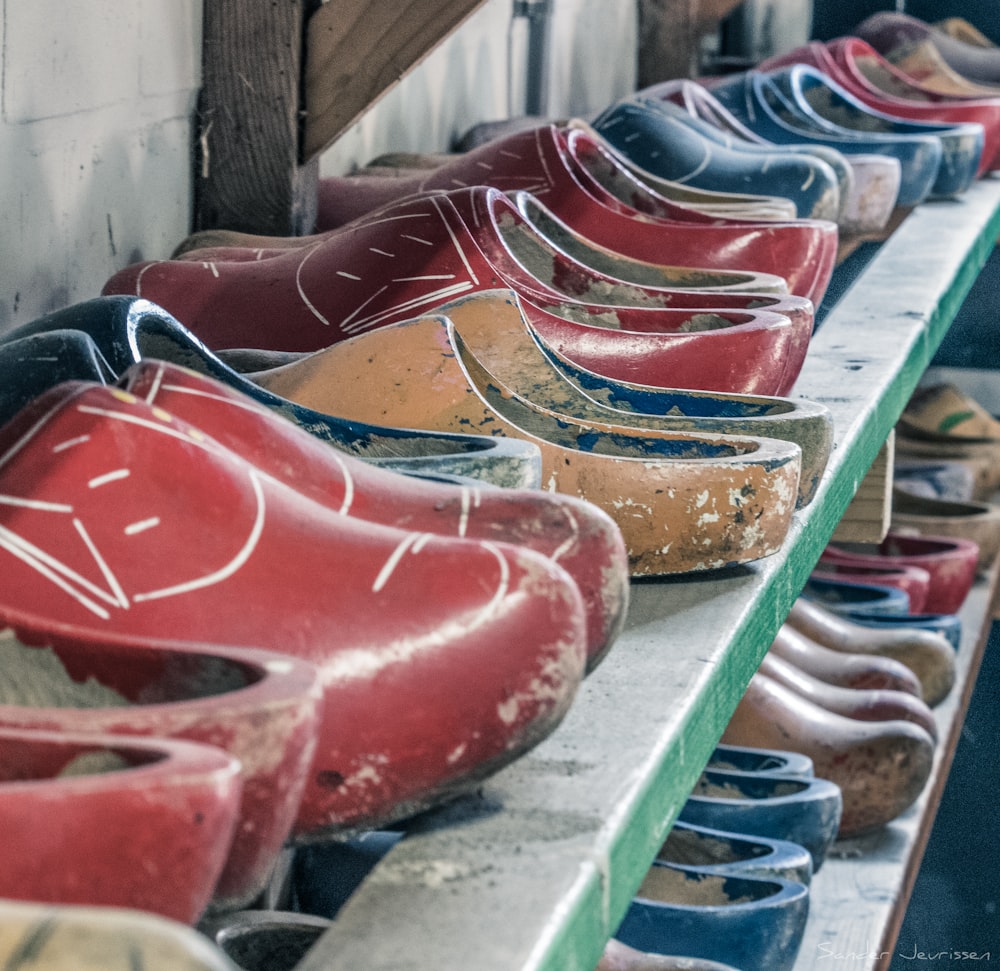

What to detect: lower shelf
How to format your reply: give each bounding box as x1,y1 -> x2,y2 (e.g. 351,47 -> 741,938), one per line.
791,561 -> 1000,971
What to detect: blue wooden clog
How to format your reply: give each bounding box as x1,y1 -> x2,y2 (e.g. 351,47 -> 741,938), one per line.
767,64 -> 984,198
0,297 -> 543,489
801,575 -> 913,615
678,767 -> 842,871
615,861 -> 810,971
707,68 -> 945,206
590,96 -> 843,220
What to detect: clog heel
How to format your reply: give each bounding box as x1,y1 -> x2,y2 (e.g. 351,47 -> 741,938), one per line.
614,861 -> 810,971
0,727 -> 241,923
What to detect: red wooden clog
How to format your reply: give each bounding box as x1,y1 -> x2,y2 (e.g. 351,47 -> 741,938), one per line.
0,625 -> 321,913
120,358 -> 630,671
104,187 -> 812,395
312,123 -> 837,303
0,726 -> 240,923
0,381 -> 588,837
821,532 -> 980,614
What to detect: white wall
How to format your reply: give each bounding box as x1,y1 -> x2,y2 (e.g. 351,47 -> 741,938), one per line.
0,0 -> 637,333
322,0 -> 638,174
0,0 -> 202,331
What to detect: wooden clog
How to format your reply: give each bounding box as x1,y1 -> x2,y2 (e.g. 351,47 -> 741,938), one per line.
380,289 -> 830,506
310,123 -> 838,304
821,532 -> 979,614
891,487 -> 1000,570
706,69 -> 944,207
758,652 -> 938,740
590,96 -> 844,220
0,899 -> 240,969
809,560 -> 932,614
0,381 -> 589,836
723,671 -> 936,837
0,627 -> 322,912
244,306 -> 803,575
121,356 -> 630,671
768,624 -> 923,696
857,11 -> 1000,86
2,297 -> 544,490
0,727 -> 240,923
104,188 -> 813,396
678,767 -> 843,870
615,861 -> 810,971
762,64 -> 984,199
890,38 -> 1000,99
759,38 -> 1000,174
657,820 -> 814,885
654,77 -> 902,236
786,597 -> 956,708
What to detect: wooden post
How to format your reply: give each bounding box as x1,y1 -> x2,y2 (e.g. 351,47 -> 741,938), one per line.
637,0 -> 745,87
194,0 -> 319,237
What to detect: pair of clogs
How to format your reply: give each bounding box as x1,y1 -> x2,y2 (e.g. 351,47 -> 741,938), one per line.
759,36 -> 1000,174
8,294 -> 830,576
614,744 -> 831,971
0,629 -> 324,922
702,64 -> 983,204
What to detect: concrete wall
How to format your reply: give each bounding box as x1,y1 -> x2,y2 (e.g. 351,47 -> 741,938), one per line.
0,0 -> 637,332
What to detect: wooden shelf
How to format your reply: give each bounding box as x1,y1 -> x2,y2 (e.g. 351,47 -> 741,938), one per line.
295,178 -> 1000,971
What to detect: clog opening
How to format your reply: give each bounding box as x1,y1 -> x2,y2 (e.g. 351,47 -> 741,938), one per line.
658,826 -> 772,866
0,626 -> 261,707
637,863 -> 781,906
0,734 -> 161,781
691,770 -> 809,802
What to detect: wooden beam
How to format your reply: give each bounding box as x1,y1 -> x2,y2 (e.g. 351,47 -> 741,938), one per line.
637,0 -> 744,86
194,0 -> 318,237
302,0 -> 489,162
